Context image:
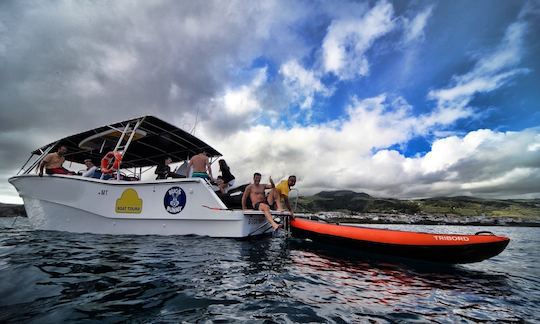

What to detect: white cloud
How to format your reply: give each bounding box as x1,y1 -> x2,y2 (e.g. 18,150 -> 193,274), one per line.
223,68 -> 267,116
420,130 -> 493,174
461,168 -> 535,191
430,71 -> 527,107
194,68 -> 269,136
402,5 -> 434,43
279,60 -> 332,110
322,0 -> 394,80
343,94 -> 474,145
200,113 -> 540,198
102,47 -> 138,75
197,70 -> 540,199
417,106 -> 474,133
472,22 -> 525,76
528,142 -> 540,152
429,21 -> 529,107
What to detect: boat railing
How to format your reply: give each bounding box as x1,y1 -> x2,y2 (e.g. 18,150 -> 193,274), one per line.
100,117 -> 145,180
18,141 -> 58,175
289,188 -> 299,212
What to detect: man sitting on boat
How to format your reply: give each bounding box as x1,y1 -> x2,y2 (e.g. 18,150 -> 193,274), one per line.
38,145 -> 76,176
188,151 -> 214,180
80,159 -> 110,179
155,157 -> 183,180
241,173 -> 282,231
81,159 -> 98,177
275,175 -> 297,217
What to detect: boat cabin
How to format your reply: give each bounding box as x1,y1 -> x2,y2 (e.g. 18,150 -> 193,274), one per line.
19,116 -> 222,182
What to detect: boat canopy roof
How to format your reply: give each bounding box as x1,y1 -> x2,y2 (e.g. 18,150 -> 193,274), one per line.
32,116 -> 221,168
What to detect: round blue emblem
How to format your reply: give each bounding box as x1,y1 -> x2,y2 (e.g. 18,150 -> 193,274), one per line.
163,186 -> 187,214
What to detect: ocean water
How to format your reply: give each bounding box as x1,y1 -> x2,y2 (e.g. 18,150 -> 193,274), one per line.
0,217 -> 539,323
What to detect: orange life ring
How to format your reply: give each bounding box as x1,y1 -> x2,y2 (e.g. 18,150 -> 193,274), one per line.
101,151 -> 122,174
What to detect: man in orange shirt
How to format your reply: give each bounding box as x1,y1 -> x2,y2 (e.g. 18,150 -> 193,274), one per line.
275,175 -> 297,217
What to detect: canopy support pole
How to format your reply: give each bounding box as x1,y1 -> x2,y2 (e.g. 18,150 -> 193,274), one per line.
17,154 -> 35,175
23,142 -> 58,175
122,117 -> 145,155
113,123 -> 131,153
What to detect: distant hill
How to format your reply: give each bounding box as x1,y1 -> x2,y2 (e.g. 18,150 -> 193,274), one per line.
2,192 -> 539,219
297,191 -> 540,218
416,196 -> 540,218
298,190 -> 421,215
0,203 -> 26,217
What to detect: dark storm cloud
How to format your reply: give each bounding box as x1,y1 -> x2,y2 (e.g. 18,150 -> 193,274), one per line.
0,1 -> 312,201
0,1 -> 310,130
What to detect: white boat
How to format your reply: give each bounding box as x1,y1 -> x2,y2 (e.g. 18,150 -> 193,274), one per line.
8,116 -> 286,237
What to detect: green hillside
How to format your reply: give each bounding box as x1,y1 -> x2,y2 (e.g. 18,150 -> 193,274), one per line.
298,190 -> 421,214
297,191 -> 540,219
416,196 -> 540,218
0,203 -> 26,217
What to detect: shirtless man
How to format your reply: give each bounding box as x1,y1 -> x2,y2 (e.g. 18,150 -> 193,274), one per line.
38,145 -> 75,176
242,172 -> 282,231
188,150 -> 213,180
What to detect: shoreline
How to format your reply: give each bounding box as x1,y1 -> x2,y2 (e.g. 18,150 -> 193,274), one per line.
313,212 -> 540,227
336,219 -> 540,227
2,214 -> 539,227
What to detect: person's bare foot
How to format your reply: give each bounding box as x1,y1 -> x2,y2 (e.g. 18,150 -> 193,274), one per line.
272,223 -> 283,231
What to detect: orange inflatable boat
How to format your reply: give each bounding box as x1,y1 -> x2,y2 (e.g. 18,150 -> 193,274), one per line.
290,218 -> 510,264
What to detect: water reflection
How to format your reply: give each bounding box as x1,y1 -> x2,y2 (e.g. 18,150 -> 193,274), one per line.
287,238 -> 523,322
0,222 -> 538,323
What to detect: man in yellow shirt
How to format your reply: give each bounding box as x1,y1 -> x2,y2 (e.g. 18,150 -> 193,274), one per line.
275,175 -> 297,216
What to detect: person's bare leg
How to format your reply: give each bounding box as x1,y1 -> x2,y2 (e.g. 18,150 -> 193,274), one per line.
216,179 -> 225,194
266,190 -> 275,206
259,204 -> 280,230
269,188 -> 284,211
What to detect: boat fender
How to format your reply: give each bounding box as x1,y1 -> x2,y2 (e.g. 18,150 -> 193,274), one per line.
101,151 -> 122,174
475,231 -> 495,235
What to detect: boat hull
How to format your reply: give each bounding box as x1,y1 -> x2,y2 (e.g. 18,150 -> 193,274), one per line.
9,175 -> 273,237
291,218 -> 510,264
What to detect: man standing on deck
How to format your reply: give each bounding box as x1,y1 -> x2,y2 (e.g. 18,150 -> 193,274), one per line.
155,157 -> 183,179
38,145 -> 75,176
242,172 -> 282,231
188,150 -> 213,180
275,175 -> 297,217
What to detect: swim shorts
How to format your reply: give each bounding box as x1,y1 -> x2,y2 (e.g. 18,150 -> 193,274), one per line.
46,167 -> 71,175
253,199 -> 276,211
192,172 -> 210,179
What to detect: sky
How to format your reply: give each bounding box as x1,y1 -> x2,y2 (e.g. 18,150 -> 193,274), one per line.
1,0 -> 540,203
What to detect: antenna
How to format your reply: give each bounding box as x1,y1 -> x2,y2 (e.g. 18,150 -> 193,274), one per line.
190,106 -> 200,135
